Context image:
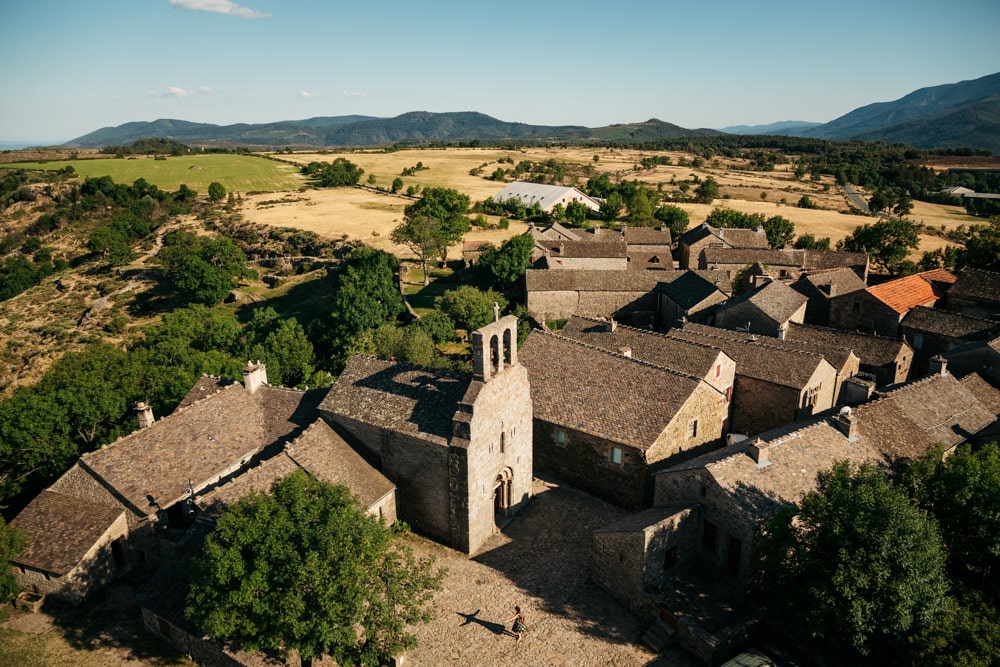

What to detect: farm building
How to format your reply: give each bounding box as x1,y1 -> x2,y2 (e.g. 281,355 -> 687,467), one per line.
490,181 -> 601,214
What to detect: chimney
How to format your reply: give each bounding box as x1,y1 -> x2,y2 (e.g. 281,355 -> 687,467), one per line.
135,402 -> 154,429
927,355 -> 948,377
748,437 -> 771,467
833,406 -> 859,441
243,360 -> 267,394
619,346 -> 632,358
607,317 -> 618,334
840,375 -> 875,405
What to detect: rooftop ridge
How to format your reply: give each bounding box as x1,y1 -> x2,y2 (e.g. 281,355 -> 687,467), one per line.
909,304 -> 1000,326
541,330 -> 703,383
788,321 -> 906,343
80,382 -> 242,460
351,353 -> 469,381
855,371 -> 948,411
569,315 -> 729,356
678,324 -> 827,361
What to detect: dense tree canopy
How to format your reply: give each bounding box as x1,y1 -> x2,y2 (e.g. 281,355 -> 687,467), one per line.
160,231 -> 256,304
837,217 -> 920,275
303,158 -> 365,187
401,187 -> 471,264
0,516 -> 26,602
957,216 -> 1000,272
755,461 -> 951,663
436,285 -> 508,332
186,471 -> 444,666
653,204 -> 689,240
703,208 -> 796,248
476,232 -> 534,287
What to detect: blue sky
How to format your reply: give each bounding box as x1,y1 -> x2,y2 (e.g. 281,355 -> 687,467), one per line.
2,0 -> 998,144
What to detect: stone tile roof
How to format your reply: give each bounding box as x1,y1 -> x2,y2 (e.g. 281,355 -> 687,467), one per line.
702,247 -> 803,267
715,279 -> 808,326
558,315 -> 730,379
803,250 -> 869,273
901,305 -> 1000,340
726,325 -> 856,371
196,451 -> 300,516
784,322 -> 909,368
255,385 -> 327,447
176,375 -> 231,409
693,270 -> 735,295
80,384 -> 268,515
319,355 -> 470,445
794,267 -> 867,298
678,223 -> 769,250
519,331 -> 702,449
285,420 -> 395,508
657,271 -> 727,310
667,323 -> 828,389
856,372 -> 997,460
594,504 -> 696,534
626,250 -> 673,270
623,226 -> 672,246
949,269 -> 1000,306
536,239 -> 627,258
866,269 -> 956,314
11,489 -> 125,575
959,373 -> 1000,414
529,221 -> 583,242
525,269 -> 664,292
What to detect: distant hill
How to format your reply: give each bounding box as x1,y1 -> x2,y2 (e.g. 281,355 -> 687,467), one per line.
719,120 -> 823,135
64,112 -> 719,149
800,72 -> 1000,152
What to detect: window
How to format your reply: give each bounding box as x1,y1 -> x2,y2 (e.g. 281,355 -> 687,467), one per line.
500,431 -> 505,453
610,447 -> 623,465
664,546 -> 678,570
852,301 -> 861,312
913,334 -> 924,349
702,520 -> 718,550
687,419 -> 698,438
699,485 -> 708,497
715,364 -> 721,378
555,430 -> 566,446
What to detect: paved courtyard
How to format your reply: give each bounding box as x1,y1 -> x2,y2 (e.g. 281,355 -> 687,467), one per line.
403,477 -> 698,667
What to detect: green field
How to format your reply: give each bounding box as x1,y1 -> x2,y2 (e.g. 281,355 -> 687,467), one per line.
0,154 -> 305,193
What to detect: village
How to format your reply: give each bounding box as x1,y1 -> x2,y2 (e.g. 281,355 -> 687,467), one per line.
5,178 -> 1000,667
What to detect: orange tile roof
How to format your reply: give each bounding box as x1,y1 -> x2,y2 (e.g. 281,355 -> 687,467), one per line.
866,270 -> 955,314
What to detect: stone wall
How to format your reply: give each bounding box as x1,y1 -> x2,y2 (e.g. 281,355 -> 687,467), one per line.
648,383 -> 729,467
528,290 -> 656,323
829,291 -> 905,336
729,376 -> 799,436
142,608 -> 283,667
545,257 -> 628,271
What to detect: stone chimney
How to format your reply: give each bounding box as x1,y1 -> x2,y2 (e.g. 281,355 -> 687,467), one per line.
619,346 -> 632,358
832,406 -> 859,441
748,437 -> 771,467
243,360 -> 267,394
607,317 -> 618,334
135,402 -> 154,429
927,355 -> 948,377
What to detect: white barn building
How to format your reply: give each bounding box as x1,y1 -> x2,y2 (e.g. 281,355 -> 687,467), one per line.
490,181 -> 602,214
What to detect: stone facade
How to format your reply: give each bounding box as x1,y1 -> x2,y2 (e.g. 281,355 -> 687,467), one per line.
525,269 -> 661,324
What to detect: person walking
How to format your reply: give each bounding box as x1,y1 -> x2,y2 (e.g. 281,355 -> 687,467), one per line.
506,605 -> 527,643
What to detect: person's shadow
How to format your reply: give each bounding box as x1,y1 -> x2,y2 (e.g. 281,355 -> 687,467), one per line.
456,609 -> 506,636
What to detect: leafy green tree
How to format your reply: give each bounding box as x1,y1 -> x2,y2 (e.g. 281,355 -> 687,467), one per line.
653,204 -> 689,240
437,285 -> 508,332
793,233 -> 832,250
838,217 -> 920,275
0,389 -> 74,501
391,177 -> 404,193
160,232 -> 256,305
600,191 -> 623,223
797,195 -> 819,209
477,232 -> 534,287
626,187 -> 656,224
411,310 -> 456,343
309,158 -> 364,187
88,226 -> 134,266
262,318 -> 315,388
694,176 -> 719,203
755,461 -> 950,663
391,215 -> 439,286
0,516 -> 26,602
402,188 -> 471,265
186,471 -> 444,666
565,200 -> 590,224
761,215 -> 795,248
957,217 -> 1000,271
207,181 -> 226,202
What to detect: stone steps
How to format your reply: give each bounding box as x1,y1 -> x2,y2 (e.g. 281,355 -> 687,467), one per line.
641,616 -> 675,652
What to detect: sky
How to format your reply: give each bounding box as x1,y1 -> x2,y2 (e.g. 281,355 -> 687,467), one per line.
2,0 -> 999,145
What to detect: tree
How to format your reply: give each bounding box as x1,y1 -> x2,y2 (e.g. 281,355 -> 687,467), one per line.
391,177 -> 404,193
160,232 -> 256,305
838,217 -> 920,275
437,285 -> 508,332
957,217 -> 1000,271
477,232 -> 534,287
694,176 -> 719,203
761,215 -> 795,248
309,158 -> 364,187
793,233 -> 832,250
600,191 -> 623,223
565,200 -> 590,224
186,471 -> 444,666
207,181 -> 226,202
0,516 -> 26,602
755,461 -> 950,662
402,188 -> 471,265
391,215 -> 440,286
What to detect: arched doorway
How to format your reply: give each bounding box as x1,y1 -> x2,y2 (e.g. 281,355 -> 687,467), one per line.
493,467 -> 513,529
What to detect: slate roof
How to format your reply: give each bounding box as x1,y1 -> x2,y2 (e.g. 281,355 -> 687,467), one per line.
624,226 -> 672,246
866,269 -> 956,314
558,315 -> 731,379
529,221 -> 583,242
626,250 -> 673,270
784,322 -> 909,368
714,279 -> 807,326
901,306 -> 1000,340
702,247 -> 803,267
666,323 -> 830,389
949,269 -> 1000,307
679,223 -> 769,250
319,355 -> 470,445
492,182 -> 601,212
11,489 -> 126,575
856,371 -> 997,460
536,239 -> 627,258
525,268 -> 664,292
804,250 -> 869,273
657,271 -> 728,310
960,373 -> 1000,414
793,267 -> 867,298
80,384 -> 269,515
519,331 -> 702,449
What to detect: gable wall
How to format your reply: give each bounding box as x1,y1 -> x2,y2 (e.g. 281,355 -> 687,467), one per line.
648,383 -> 729,467
730,375 -> 800,436
829,291 -> 907,336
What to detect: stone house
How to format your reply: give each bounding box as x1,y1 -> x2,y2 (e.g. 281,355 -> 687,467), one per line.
518,331 -> 729,510
784,322 -> 913,387
828,268 -> 956,336
677,223 -> 769,270
319,315 -> 532,555
525,268 -> 661,324
656,271 -> 730,326
665,323 -> 838,435
698,248 -> 869,285
899,305 -> 1000,373
790,267 -> 868,326
946,268 -> 1000,318
533,238 -> 628,270
944,335 -> 1000,387
492,181 -> 602,215
712,278 -> 808,338
624,226 -> 675,271
9,362 -> 389,604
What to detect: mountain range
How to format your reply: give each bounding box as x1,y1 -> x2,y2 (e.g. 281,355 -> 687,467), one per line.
64,72 -> 1000,153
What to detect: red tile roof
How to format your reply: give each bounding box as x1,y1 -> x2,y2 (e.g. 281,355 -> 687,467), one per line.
866,269 -> 956,314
